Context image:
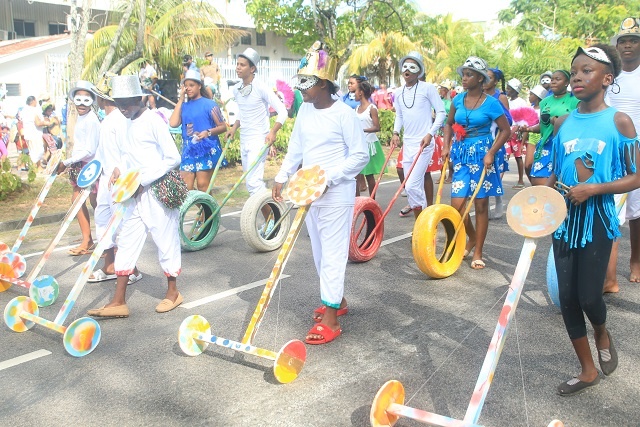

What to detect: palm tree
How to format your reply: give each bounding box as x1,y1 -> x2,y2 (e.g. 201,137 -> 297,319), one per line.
83,0 -> 245,82
344,30 -> 419,85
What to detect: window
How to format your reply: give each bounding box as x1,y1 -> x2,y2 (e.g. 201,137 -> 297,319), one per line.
260,56 -> 269,61
49,23 -> 67,35
14,20 -> 35,38
240,33 -> 252,45
6,84 -> 21,97
256,32 -> 266,46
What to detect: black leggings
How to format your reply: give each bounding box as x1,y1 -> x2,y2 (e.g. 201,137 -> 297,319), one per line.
552,215 -> 612,340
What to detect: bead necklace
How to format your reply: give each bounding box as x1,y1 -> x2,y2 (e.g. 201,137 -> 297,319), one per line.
402,81 -> 419,109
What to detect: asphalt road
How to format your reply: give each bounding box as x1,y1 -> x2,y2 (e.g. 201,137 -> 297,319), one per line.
1,165 -> 639,427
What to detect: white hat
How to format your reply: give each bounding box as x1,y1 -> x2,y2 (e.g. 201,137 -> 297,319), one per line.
111,75 -> 144,99
68,80 -> 96,101
181,69 -> 202,85
507,78 -> 523,93
457,56 -> 490,84
237,48 -> 260,70
529,84 -> 547,100
399,51 -> 425,79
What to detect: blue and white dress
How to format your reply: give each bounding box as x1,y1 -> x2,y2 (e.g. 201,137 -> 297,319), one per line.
552,107 -> 637,248
179,97 -> 226,172
450,93 -> 506,199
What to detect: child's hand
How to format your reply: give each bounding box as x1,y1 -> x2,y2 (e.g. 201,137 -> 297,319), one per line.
272,182 -> 284,202
566,183 -> 593,205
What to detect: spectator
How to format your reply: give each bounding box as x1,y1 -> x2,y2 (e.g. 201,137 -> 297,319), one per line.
139,61 -> 157,109
22,95 -> 50,170
183,54 -> 199,72
372,83 -> 394,110
200,51 -> 221,98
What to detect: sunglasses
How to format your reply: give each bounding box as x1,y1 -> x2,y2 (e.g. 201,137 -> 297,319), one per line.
401,63 -> 421,74
238,84 -> 253,97
73,96 -> 93,107
295,75 -> 319,91
621,17 -> 640,30
578,46 -> 612,64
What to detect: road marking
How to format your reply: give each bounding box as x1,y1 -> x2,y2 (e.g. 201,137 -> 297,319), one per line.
181,274 -> 291,309
381,232 -> 413,246
0,349 -> 51,371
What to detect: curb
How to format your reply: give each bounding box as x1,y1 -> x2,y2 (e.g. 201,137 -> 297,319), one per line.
0,178 -> 277,232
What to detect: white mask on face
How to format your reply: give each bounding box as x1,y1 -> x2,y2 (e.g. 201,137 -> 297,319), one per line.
401,63 -> 420,74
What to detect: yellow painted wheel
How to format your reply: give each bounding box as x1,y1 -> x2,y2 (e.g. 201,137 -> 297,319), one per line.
412,204 -> 466,279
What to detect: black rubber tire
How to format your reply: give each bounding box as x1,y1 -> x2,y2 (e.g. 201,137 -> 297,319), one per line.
240,189 -> 292,252
348,197 -> 384,262
412,204 -> 466,279
179,190 -> 220,252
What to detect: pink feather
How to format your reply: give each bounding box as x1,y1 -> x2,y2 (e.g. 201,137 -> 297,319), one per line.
275,80 -> 294,109
510,107 -> 539,126
318,50 -> 327,69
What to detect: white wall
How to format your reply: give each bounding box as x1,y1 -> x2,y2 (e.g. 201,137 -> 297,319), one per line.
1,43 -> 69,115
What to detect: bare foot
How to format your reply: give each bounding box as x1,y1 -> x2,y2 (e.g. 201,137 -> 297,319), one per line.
629,260 -> 640,283
312,298 -> 347,322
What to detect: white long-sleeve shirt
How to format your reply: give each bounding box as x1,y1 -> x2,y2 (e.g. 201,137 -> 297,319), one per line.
393,80 -> 446,149
63,110 -> 100,166
275,101 -> 369,207
94,109 -> 127,177
233,77 -> 287,140
122,109 -> 180,187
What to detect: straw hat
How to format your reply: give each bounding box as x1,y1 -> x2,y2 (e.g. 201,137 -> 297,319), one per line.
295,41 -> 338,91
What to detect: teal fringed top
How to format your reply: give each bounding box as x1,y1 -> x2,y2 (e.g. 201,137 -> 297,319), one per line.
552,107 -> 638,248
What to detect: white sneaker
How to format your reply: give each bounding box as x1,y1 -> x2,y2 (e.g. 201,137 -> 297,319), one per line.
401,189 -> 407,197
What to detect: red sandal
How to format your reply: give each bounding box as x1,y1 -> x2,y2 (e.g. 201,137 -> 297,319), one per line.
305,323 -> 342,345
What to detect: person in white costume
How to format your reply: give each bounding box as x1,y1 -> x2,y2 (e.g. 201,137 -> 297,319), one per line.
225,48 -> 287,196
604,18 -> 640,292
88,75 -> 182,318
273,42 -> 368,345
391,51 -> 446,220
57,81 -> 101,256
87,79 -> 142,285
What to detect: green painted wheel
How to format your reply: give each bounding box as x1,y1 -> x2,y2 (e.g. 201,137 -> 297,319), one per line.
179,190 -> 220,252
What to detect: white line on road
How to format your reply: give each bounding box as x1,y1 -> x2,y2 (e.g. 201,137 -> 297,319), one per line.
0,349 -> 51,371
181,274 -> 291,309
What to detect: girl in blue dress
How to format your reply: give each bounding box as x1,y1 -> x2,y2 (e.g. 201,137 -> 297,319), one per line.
550,44 -> 640,396
169,70 -> 227,190
442,57 -> 511,269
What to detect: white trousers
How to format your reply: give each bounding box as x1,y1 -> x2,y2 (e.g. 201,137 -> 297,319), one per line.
114,188 -> 181,277
27,135 -> 44,163
95,176 -> 118,249
241,136 -> 267,196
402,142 -> 435,210
306,205 -> 354,308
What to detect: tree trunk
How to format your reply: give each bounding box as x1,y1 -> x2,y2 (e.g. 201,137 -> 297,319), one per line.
97,0 -> 136,77
109,0 -> 147,74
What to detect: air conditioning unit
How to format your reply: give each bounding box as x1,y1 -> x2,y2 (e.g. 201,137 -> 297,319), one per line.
0,30 -> 9,41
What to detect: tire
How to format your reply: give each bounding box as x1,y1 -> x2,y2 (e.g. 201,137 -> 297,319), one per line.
348,197 -> 384,262
179,190 -> 220,252
546,246 -> 560,307
412,204 -> 466,279
240,189 -> 292,252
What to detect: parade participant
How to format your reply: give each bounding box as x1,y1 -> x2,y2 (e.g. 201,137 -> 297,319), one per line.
87,78 -> 142,285
57,81 -> 100,256
441,56 -> 511,269
540,71 -> 553,97
88,75 -> 183,318
550,45 -> 639,395
484,67 -> 511,219
169,69 -> 226,191
506,78 -> 528,189
342,74 -> 364,109
224,48 -> 287,198
603,18 -> 640,292
21,95 -> 50,170
272,41 -> 368,344
438,80 -> 454,184
523,70 -> 579,186
523,84 -> 546,181
391,51 -> 446,220
355,79 -> 384,197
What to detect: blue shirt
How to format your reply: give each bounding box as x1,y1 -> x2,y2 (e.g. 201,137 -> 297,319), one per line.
453,93 -> 505,140
553,107 -> 637,248
180,97 -> 224,159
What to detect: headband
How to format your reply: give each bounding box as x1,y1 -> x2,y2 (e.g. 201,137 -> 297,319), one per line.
555,70 -> 571,81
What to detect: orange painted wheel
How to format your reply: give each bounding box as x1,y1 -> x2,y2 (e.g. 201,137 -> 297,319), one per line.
349,197 -> 384,262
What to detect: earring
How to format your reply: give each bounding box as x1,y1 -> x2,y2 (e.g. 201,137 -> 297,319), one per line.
610,81 -> 621,95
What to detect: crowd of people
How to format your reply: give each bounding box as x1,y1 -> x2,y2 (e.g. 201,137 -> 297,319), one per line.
0,16 -> 638,400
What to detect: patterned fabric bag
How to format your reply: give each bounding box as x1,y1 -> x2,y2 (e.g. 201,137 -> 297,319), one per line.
67,162 -> 83,185
150,169 -> 189,209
